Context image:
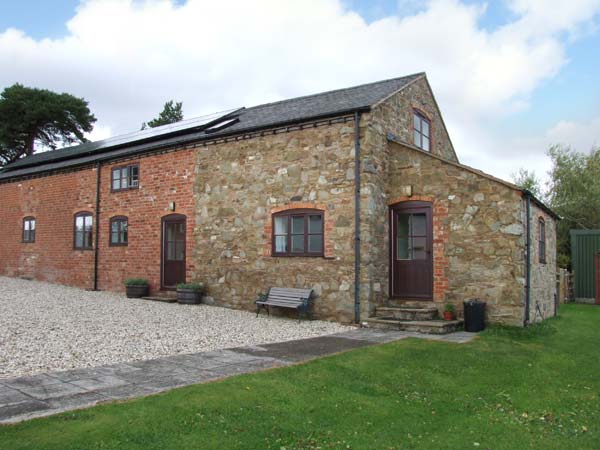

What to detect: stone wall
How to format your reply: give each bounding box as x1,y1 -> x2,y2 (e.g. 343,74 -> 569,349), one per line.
528,203 -> 557,322
192,120 -> 358,322
386,140 -> 527,325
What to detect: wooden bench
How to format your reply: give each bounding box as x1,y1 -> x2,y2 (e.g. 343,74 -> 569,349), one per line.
256,287 -> 313,321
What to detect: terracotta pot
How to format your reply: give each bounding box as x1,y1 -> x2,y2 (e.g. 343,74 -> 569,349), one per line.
125,284 -> 149,298
443,311 -> 455,321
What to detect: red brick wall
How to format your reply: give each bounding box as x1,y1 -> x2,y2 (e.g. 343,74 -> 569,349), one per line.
0,148 -> 197,295
0,168 -> 97,288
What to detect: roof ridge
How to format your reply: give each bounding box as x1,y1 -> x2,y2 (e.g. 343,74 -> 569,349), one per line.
243,72 -> 426,112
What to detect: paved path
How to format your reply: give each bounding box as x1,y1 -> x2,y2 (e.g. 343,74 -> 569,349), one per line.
0,329 -> 475,424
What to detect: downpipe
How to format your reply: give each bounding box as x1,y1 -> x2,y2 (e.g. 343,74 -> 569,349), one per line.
354,111 -> 361,324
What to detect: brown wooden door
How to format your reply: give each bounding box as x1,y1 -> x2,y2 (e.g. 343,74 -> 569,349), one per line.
161,214 -> 186,289
391,202 -> 433,299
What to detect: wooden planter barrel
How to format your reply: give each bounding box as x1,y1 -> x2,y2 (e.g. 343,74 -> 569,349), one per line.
126,284 -> 149,298
177,288 -> 203,304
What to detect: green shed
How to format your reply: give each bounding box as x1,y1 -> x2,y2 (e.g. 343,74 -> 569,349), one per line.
570,230 -> 600,302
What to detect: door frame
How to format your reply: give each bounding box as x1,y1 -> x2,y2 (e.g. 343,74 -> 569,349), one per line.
160,213 -> 187,290
389,200 -> 433,300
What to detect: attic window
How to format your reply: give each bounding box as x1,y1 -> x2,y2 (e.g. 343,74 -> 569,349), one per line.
413,110 -> 430,152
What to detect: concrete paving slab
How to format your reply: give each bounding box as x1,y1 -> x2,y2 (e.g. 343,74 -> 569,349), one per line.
0,328 -> 476,424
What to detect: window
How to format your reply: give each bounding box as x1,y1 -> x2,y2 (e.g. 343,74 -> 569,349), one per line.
538,218 -> 546,264
110,216 -> 128,246
111,164 -> 139,191
396,212 -> 427,260
22,217 -> 35,243
74,212 -> 93,250
272,209 -> 324,256
413,110 -> 431,151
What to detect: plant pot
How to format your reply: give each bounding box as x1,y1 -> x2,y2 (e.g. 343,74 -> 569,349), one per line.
177,288 -> 203,304
126,284 -> 149,298
443,311 -> 455,321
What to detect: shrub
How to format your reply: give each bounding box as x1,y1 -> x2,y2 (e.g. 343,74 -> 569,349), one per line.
176,282 -> 204,292
124,278 -> 149,286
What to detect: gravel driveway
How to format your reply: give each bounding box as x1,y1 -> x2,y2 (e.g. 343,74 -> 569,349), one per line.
0,277 -> 351,379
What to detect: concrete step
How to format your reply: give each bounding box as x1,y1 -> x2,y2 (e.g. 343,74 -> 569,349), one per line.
141,296 -> 178,303
375,306 -> 438,321
363,317 -> 463,334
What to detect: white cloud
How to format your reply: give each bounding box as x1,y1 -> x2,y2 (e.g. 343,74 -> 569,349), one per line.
0,0 -> 599,180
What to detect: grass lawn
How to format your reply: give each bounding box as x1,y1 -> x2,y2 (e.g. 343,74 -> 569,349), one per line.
1,304 -> 599,450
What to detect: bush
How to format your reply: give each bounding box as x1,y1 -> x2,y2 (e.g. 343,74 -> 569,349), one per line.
176,282 -> 204,292
124,278 -> 149,286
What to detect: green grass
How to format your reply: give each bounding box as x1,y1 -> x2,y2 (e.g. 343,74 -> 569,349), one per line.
1,304 -> 599,450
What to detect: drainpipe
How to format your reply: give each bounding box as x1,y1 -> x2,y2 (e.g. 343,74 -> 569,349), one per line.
354,111 -> 361,324
93,162 -> 101,291
524,191 -> 531,326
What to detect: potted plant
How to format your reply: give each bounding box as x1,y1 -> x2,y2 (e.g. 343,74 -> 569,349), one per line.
443,303 -> 456,321
124,278 -> 149,298
176,282 -> 205,304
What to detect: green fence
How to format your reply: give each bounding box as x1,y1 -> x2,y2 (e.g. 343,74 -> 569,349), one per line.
571,230 -> 600,299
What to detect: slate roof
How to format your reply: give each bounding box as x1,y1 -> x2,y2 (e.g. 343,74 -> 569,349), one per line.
0,73 -> 424,180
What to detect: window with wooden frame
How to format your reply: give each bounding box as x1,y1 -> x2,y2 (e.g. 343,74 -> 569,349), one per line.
413,110 -> 431,151
272,209 -> 324,257
22,217 -> 35,243
109,216 -> 128,246
74,212 -> 93,250
538,218 -> 546,264
111,164 -> 139,191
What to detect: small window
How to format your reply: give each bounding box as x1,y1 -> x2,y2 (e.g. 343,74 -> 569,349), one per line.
413,110 -> 431,151
110,216 -> 128,246
111,164 -> 139,191
272,209 -> 324,257
74,212 -> 93,250
22,217 -> 36,243
538,218 -> 546,264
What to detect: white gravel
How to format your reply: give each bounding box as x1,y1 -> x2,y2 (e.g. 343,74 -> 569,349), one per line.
0,276 -> 352,379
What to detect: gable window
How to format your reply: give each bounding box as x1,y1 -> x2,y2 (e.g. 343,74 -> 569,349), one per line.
74,212 -> 93,250
413,110 -> 431,152
538,218 -> 546,264
22,217 -> 36,243
273,209 -> 324,257
112,164 -> 139,191
110,216 -> 128,246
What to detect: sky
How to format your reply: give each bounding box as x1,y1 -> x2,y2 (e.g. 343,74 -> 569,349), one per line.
0,0 -> 599,185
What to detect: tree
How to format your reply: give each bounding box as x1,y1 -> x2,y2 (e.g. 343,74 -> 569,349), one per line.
511,168 -> 544,199
142,100 -> 183,129
0,84 -> 96,166
546,144 -> 600,268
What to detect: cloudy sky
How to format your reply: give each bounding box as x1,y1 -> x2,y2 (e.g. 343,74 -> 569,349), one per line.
1,0 -> 599,184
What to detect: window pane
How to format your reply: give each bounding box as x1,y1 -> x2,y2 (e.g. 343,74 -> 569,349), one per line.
112,169 -> 121,190
397,214 -> 410,237
308,215 -> 322,233
291,216 -> 304,234
422,136 -> 430,151
412,237 -> 427,260
411,214 -> 426,236
112,178 -> 121,190
75,232 -> 84,248
167,241 -> 176,260
111,221 -> 119,233
111,231 -> 119,244
84,215 -> 93,230
397,237 -> 409,259
274,216 -> 287,235
121,221 -> 128,243
84,230 -> 93,248
121,167 -> 128,180
291,235 -> 304,253
308,234 -> 323,253
129,166 -> 139,187
24,220 -> 30,231
30,220 -> 35,231
76,216 -> 84,231
175,242 -> 185,261
413,113 -> 421,131
422,119 -> 429,137
414,130 -> 421,147
275,235 -> 287,253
